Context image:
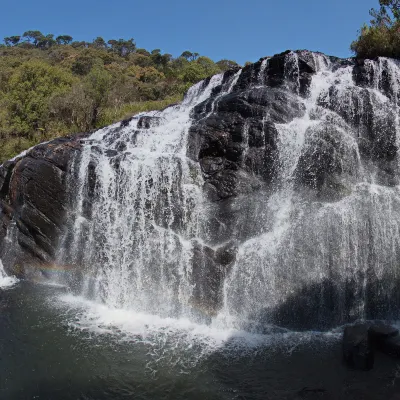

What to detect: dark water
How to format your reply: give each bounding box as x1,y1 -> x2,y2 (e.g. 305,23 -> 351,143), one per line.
1,283 -> 400,400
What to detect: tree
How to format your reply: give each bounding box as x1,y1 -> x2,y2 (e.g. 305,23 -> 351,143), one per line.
136,48 -> 151,56
4,36 -> 21,46
71,41 -> 88,48
181,51 -> 199,61
56,35 -> 73,45
83,66 -> 112,126
376,0 -> 400,21
108,38 -> 136,57
37,34 -> 56,49
22,30 -> 44,46
4,61 -> 74,134
71,54 -> 96,75
351,0 -> 400,58
181,51 -> 193,60
92,36 -> 107,49
216,59 -> 239,71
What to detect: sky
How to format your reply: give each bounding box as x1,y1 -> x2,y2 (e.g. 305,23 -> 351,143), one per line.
0,0 -> 378,65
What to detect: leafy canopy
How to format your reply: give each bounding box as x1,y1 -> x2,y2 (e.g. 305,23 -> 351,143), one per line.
351,0 -> 400,58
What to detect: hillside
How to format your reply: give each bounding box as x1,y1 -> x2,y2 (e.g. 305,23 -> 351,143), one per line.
0,32 -> 239,163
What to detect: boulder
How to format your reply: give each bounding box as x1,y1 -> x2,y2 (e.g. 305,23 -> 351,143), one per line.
190,241 -> 237,316
376,335 -> 400,358
343,324 -> 374,370
369,323 -> 399,342
0,134 -> 88,276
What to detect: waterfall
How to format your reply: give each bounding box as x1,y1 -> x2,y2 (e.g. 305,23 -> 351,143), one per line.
219,54 -> 400,330
58,74 -> 228,319
0,259 -> 18,288
49,51 -> 400,332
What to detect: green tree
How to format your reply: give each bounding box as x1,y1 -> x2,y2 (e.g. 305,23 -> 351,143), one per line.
351,0 -> 400,58
71,53 -> 96,75
37,34 -> 56,49
22,30 -> 44,46
216,59 -> 239,71
56,35 -> 73,45
181,51 -> 193,60
108,38 -> 136,57
4,61 -> 74,134
83,66 -> 112,126
92,36 -> 107,49
4,36 -> 21,46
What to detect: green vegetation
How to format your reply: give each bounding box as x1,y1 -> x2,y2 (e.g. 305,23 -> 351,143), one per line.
0,31 -> 239,163
351,0 -> 400,59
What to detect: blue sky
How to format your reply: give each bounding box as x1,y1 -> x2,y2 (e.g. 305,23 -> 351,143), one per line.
1,0 -> 377,65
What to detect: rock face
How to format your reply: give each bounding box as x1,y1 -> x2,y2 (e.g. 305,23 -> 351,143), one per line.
343,323 -> 400,370
0,135 -> 87,278
1,50 -> 400,330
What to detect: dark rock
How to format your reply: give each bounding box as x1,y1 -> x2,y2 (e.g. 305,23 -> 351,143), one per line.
295,122 -> 358,200
190,241 -> 236,316
343,324 -> 374,370
377,334 -> 400,358
137,116 -> 162,129
369,323 -> 399,341
0,133 -> 88,276
120,116 -> 134,128
105,149 -> 118,158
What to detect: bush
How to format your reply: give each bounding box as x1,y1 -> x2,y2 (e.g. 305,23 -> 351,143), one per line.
352,1 -> 400,58
351,23 -> 400,58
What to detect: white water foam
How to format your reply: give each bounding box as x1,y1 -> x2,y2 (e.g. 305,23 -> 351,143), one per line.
54,292 -> 341,373
0,259 -> 18,289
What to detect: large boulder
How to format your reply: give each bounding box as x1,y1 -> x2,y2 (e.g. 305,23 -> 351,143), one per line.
0,134 -> 88,277
343,324 -> 374,370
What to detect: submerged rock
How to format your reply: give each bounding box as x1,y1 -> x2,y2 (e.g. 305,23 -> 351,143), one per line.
343,324 -> 374,370
377,335 -> 400,358
369,323 -> 399,342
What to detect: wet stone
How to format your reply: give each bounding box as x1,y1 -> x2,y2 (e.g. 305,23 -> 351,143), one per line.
343,324 -> 374,370
369,323 -> 399,341
376,334 -> 400,358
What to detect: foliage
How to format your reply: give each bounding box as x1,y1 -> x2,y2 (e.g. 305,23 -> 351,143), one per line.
351,0 -> 400,58
0,30 -> 239,163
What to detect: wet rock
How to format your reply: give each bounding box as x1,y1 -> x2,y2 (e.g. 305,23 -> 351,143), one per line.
137,116 -> 162,129
371,326 -> 400,358
343,324 -> 374,370
0,134 -> 88,276
190,241 -> 237,316
120,116 -> 134,127
295,122 -> 358,200
369,323 -> 399,342
105,149 -> 118,158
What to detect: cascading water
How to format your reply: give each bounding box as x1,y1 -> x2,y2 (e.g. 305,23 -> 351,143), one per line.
57,74 -> 226,320
219,53 -> 400,330
0,259 -> 18,288
46,51 -> 400,334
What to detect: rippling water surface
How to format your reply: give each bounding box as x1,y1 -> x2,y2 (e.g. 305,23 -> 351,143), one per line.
1,282 -> 400,400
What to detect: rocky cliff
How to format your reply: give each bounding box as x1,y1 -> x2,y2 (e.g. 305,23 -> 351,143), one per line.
1,50 -> 400,330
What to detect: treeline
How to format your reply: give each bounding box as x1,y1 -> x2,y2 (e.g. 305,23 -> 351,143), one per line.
0,31 -> 239,163
351,0 -> 400,59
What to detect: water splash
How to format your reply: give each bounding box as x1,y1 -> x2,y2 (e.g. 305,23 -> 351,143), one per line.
0,259 -> 18,289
